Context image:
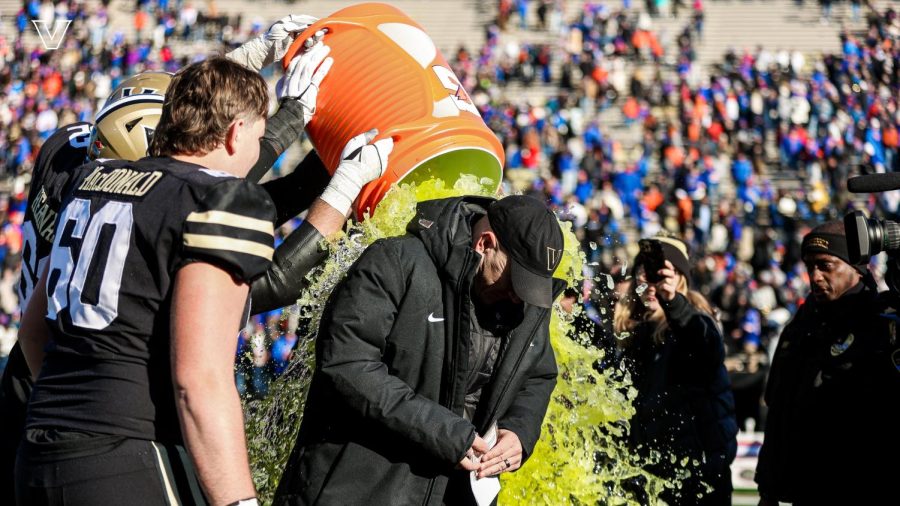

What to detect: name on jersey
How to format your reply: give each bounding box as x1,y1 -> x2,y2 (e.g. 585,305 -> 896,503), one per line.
30,187 -> 57,242
78,166 -> 163,197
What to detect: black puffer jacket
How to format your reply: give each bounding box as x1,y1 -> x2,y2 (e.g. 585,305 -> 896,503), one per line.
274,196 -> 561,506
755,282 -> 900,504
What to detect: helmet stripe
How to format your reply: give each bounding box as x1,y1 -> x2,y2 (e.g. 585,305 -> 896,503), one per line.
95,95 -> 165,123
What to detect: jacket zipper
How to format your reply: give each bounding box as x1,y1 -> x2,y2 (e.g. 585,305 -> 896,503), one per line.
443,250 -> 475,408
422,477 -> 436,506
430,251 -> 475,505
483,308 -> 548,428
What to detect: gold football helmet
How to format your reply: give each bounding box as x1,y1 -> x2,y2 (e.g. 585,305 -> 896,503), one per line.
89,71 -> 172,161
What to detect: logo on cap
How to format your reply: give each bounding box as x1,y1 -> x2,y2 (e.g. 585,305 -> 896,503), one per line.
546,247 -> 561,272
808,237 -> 829,249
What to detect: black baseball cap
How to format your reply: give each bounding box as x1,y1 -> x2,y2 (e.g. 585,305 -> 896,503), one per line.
487,196 -> 564,308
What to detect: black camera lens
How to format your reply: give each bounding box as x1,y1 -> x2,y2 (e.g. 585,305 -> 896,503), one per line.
845,210 -> 900,264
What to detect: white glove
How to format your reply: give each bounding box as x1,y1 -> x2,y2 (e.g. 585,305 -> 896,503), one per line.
320,129 -> 394,216
276,42 -> 333,124
226,14 -> 318,72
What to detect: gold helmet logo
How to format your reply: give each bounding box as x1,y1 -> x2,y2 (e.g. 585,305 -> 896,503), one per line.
90,71 -> 172,161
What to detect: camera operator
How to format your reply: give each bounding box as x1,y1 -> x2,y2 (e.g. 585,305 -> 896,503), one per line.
755,220 -> 900,505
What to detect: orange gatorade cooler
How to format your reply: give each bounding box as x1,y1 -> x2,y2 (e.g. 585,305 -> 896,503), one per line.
282,2 -> 504,217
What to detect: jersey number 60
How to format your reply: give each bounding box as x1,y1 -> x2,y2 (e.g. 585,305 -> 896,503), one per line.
47,198 -> 133,330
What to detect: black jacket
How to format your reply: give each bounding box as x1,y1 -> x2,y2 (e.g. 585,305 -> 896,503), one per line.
755,282 -> 900,504
274,196 -> 561,506
621,294 -> 737,504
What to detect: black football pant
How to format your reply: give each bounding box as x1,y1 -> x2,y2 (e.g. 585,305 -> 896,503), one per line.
16,433 -> 207,505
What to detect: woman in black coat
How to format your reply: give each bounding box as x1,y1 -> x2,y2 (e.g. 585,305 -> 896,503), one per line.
613,236 -> 738,505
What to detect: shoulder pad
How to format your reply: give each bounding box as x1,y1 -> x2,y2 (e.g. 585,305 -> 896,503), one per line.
33,122 -> 92,183
182,178 -> 276,283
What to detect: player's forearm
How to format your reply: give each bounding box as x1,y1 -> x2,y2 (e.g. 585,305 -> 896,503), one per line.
246,99 -> 308,184
20,264 -> 51,380
171,263 -> 256,504
258,151 -> 330,227
19,326 -> 49,381
250,220 -> 327,314
305,198 -> 349,237
224,32 -> 271,73
175,375 -> 256,504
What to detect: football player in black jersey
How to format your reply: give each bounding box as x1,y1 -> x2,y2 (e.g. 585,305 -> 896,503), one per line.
11,55 -> 370,506
5,18 -> 390,504
0,119 -> 96,506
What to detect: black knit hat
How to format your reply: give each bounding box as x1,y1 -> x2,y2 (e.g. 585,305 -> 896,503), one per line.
488,196 -> 564,308
801,228 -> 868,275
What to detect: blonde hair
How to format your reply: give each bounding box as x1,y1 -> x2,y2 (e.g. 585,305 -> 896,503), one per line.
613,271 -> 715,345
149,57 -> 268,157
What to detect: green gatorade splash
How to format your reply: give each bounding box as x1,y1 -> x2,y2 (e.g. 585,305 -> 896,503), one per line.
243,177 -> 683,504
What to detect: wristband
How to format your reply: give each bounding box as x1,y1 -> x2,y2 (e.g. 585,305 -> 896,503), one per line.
226,498 -> 259,506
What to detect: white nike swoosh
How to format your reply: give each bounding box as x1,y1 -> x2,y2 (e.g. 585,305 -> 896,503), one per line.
428,313 -> 445,323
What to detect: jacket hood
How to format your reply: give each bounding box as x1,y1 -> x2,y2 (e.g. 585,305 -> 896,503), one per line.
406,196 -> 496,284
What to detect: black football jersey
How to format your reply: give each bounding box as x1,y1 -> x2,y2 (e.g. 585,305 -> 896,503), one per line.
26,156 -> 276,442
19,122 -> 93,309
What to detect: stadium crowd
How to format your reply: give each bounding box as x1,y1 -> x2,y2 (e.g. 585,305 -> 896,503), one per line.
461,0 -> 898,432
0,0 -> 897,449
